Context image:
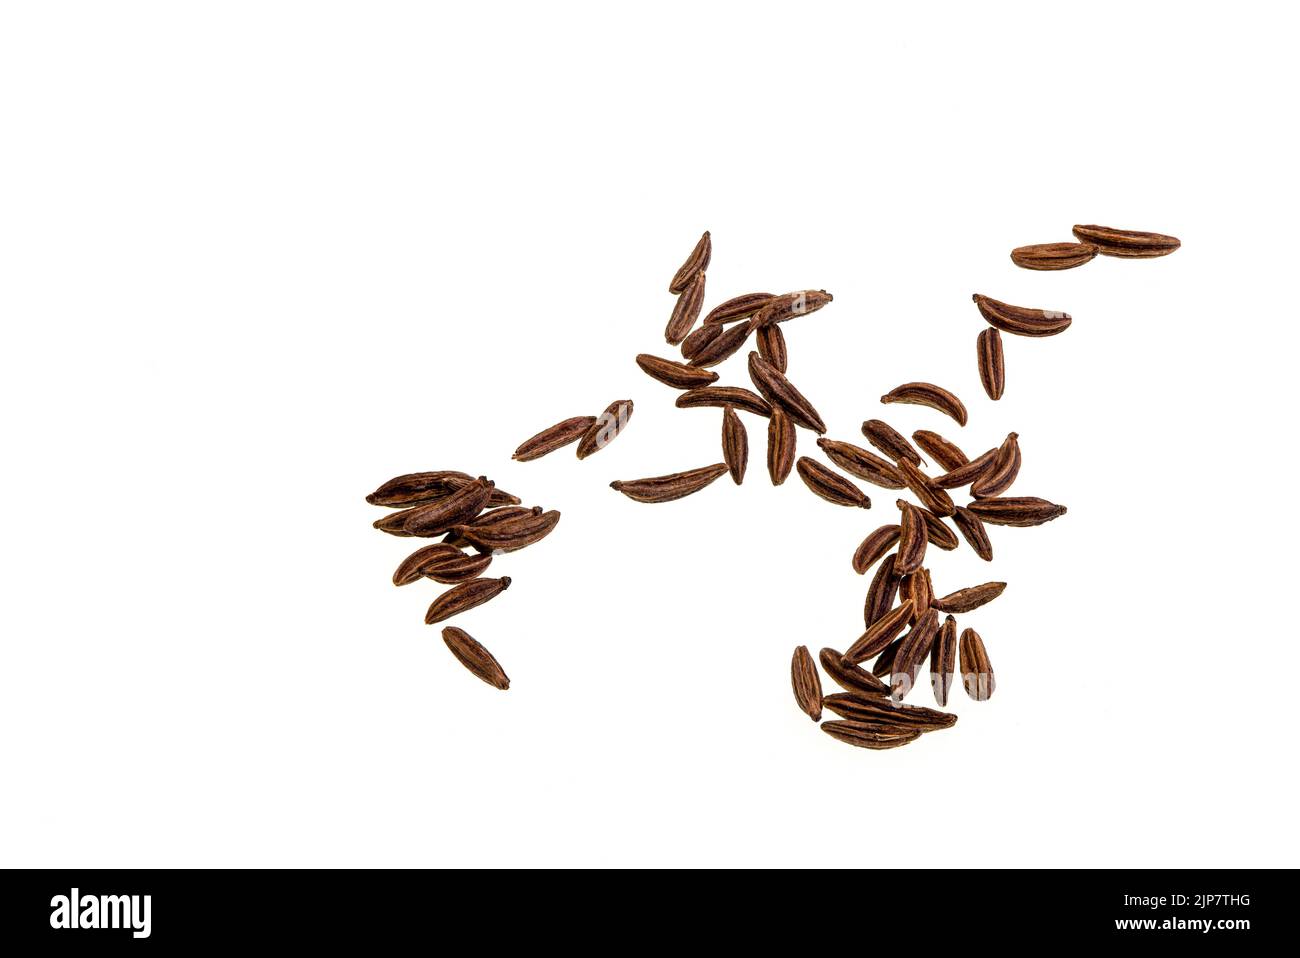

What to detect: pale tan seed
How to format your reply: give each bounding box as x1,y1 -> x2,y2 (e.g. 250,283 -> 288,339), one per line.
610,464 -> 729,503
972,294 -> 1072,338
934,581 -> 1006,614
442,626 -> 510,690
960,627 -> 995,701
977,327 -> 1006,401
721,406 -> 748,485
665,271 -> 707,344
767,407 -> 796,485
852,524 -> 901,575
861,420 -> 924,466
881,382 -> 968,426
816,438 -> 907,489
1010,242 -> 1098,270
636,353 -> 720,389
970,432 -> 1021,497
930,615 -> 957,707
791,645 -> 823,721
912,431 -> 969,472
795,457 -> 871,508
668,230 -> 711,294
1071,224 -> 1180,258
424,576 -> 512,624
513,416 -> 598,461
576,401 -> 634,459
676,386 -> 773,418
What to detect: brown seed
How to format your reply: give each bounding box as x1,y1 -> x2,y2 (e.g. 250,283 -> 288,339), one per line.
795,457 -> 871,508
844,600 -> 915,665
952,506 -> 994,561
750,289 -> 833,328
898,568 -> 933,626
680,322 -> 723,361
819,648 -> 891,696
872,639 -> 901,677
891,608 -> 941,702
372,505 -> 422,536
668,230 -> 711,294
512,416 -> 597,462
445,506 -> 541,549
441,626 -> 510,690
973,294 -> 1072,338
816,438 -> 907,489
424,576 -> 512,625
748,352 -> 827,433
977,327 -> 1005,401
861,420 -> 924,466
665,271 -> 707,345
393,543 -> 491,587
920,509 -> 959,551
912,430 -> 969,472
688,320 -> 753,368
721,406 -> 748,485
896,459 -> 956,517
935,448 -> 997,489
970,432 -> 1021,498
636,354 -> 720,389
864,553 -> 903,628
852,524 -> 901,575
366,470 -> 474,507
756,323 -> 788,373
451,510 -> 561,553
575,400 -> 634,459
791,645 -> 823,721
1071,224 -> 1181,258
960,627 -> 995,701
934,581 -> 1007,614
820,721 -> 921,750
1011,242 -> 1099,270
967,496 -> 1067,527
822,693 -> 957,731
767,407 -> 796,485
400,478 -> 496,538
930,615 -> 957,707
881,382 -> 968,427
676,386 -> 772,418
895,500 -> 928,574
703,292 -> 776,326
483,486 -> 523,507
610,463 -> 729,503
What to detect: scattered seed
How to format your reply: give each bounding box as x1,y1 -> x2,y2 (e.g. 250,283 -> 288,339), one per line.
513,416 -> 597,462
881,382 -> 968,426
442,626 -> 510,690
610,464 -> 730,503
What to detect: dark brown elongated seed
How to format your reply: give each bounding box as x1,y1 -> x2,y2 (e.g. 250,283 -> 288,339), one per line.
444,506 -> 540,549
668,230 -> 711,294
756,323 -> 788,373
373,505 -> 422,536
513,416 -> 597,461
721,406 -> 748,485
665,271 -> 706,345
795,457 -> 871,508
967,496 -> 1067,527
483,487 -> 523,507
767,407 -> 796,485
750,289 -> 833,328
748,352 -> 827,433
930,616 -> 957,707
852,524 -> 900,575
366,470 -> 474,507
896,459 -> 956,517
977,327 -> 1006,401
821,721 -> 921,750
920,509 -> 959,550
872,639 -> 901,677
703,292 -> 776,326
822,693 -> 957,730
935,448 -> 997,489
575,400 -> 634,459
441,627 -> 510,690
934,581 -> 1007,614
892,608 -> 941,702
680,322 -> 722,361
898,568 -> 933,626
676,386 -> 772,418
816,438 -> 906,489
845,599 -> 915,665
610,463 -> 729,503
451,510 -> 561,553
861,420 -> 924,466
1071,224 -> 1180,258
424,576 -> 512,624
952,505 -> 994,560
422,551 -> 494,584
973,294 -> 1072,338
819,648 -> 891,696
912,430 -> 968,472
895,500 -> 928,574
688,320 -> 752,368
864,554 -> 903,628
791,645 -> 823,721
393,543 -> 489,586
970,432 -> 1021,498
960,627 -> 995,701
401,478 -> 496,537
636,354 -> 720,389
881,382 -> 968,427
1011,242 -> 1098,270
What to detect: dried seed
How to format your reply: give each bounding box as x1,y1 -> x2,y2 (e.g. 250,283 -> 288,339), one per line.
977,327 -> 1006,401
610,463 -> 729,503
680,322 -> 723,361
864,554 -> 903,628
575,400 -> 634,459
796,457 -> 871,508
972,294 -> 1072,338
819,648 -> 891,696
861,420 -> 924,466
896,459 -> 956,517
960,627 -> 995,701
451,510 -> 561,553
750,289 -> 833,328
816,438 -> 907,489
676,386 -> 772,418
952,505 -> 994,561
930,615 -> 957,707
756,323 -> 788,373
748,352 -> 827,433
441,627 -> 510,690
912,430 -> 969,472
688,320 -> 752,368
891,608 -> 941,702
483,486 -> 523,507
767,407 -> 796,485
898,568 -> 933,625
424,575 -> 512,624
934,581 -> 1006,614
791,645 -> 823,721
1071,224 -> 1180,258
373,506 -> 421,536
668,230 -> 711,294
636,353 -> 720,389
394,543 -> 491,587
881,382 -> 968,427
444,506 -> 540,549
852,524 -> 900,575
935,448 -> 997,489
822,692 -> 957,731
366,470 -> 474,508
970,432 -> 1021,498
1010,242 -> 1099,270
513,416 -> 597,462
844,600 -> 915,665
400,478 -> 496,538
665,271 -> 707,345
920,509 -> 959,551
821,721 -> 921,750
721,406 -> 748,485
895,500 -> 928,574
967,496 -> 1067,527
703,292 -> 776,326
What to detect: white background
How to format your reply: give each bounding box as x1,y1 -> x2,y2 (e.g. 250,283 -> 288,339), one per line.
2,2 -> 1297,868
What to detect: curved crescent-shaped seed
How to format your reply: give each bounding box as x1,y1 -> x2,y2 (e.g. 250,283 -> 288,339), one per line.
610,463 -> 729,503
756,323 -> 788,373
864,553 -> 903,628
400,478 -> 496,538
973,294 -> 1072,338
424,576 -> 512,624
912,431 -> 968,472
891,608 -> 941,702
394,543 -> 488,586
844,600 -> 915,665
977,327 -> 1005,401
767,407 -> 796,485
861,420 -> 924,466
665,271 -> 706,344
895,500 -> 929,574
795,457 -> 871,508
967,496 -> 1067,527
821,693 -> 957,730
688,320 -> 753,368
897,459 -> 956,517
970,432 -> 1021,498
930,616 -> 957,707
1071,224 -> 1181,258
366,470 -> 475,507
819,648 -> 890,696
750,289 -> 833,328
575,401 -> 633,460
635,354 -> 719,389
852,524 -> 901,575
817,438 -> 906,489
960,628 -> 995,701
1010,242 -> 1098,270
952,506 -> 994,561
513,416 -> 597,461
791,646 -> 823,721
668,230 -> 711,294
881,382 -> 968,426
703,292 -> 776,326
934,581 -> 1007,614
451,510 -> 561,553
441,627 -> 510,690
676,386 -> 772,418
935,448 -> 997,489
721,406 -> 748,485
748,352 -> 827,433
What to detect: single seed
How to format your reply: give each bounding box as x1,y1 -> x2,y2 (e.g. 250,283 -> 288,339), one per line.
441,626 -> 510,690
896,459 -> 956,517
960,627 -> 995,701
972,294 -> 1072,338
970,432 -> 1021,498
635,353 -> 720,389
864,553 -> 903,628
680,323 -> 723,361
791,646 -> 823,721
1010,242 -> 1099,270
891,608 -> 941,702
930,615 -> 957,707
967,496 -> 1067,527
750,289 -> 833,328
668,230 -> 711,294
934,581 -> 1007,614
575,400 -> 634,459
665,271 -> 707,345
895,499 -> 928,574
822,693 -> 956,731
513,416 -> 597,461
919,509 -> 959,551
861,420 -> 924,466
451,510 -> 561,553
610,464 -> 730,503
844,600 -> 915,665
820,721 -> 921,750
819,648 -> 891,696
912,430 -> 969,472
795,457 -> 871,508
393,543 -> 491,587
977,327 -> 1005,401
756,324 -> 788,373
676,386 -> 773,418
424,576 -> 512,625
816,438 -> 907,489
702,292 -> 776,326
1071,224 -> 1180,258
881,382 -> 968,427
935,448 -> 997,489
952,506 -> 994,561
748,352 -> 827,433
898,568 -> 933,626
401,478 -> 496,538
767,407 -> 796,485
367,470 -> 474,508
688,320 -> 753,368
721,406 -> 748,485
852,524 -> 901,575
